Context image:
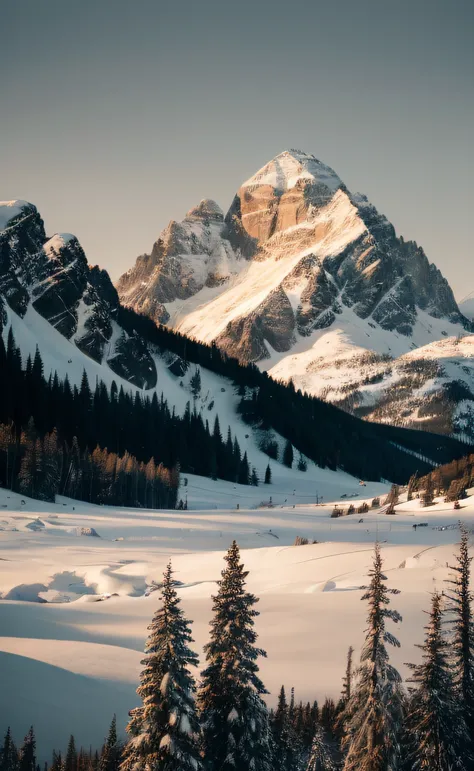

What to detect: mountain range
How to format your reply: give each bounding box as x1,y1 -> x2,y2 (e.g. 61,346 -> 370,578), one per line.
117,149 -> 474,442
0,192 -> 469,492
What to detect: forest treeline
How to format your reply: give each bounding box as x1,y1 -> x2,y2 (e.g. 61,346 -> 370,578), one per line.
0,327 -> 261,506
120,306 -> 472,484
1,300 -> 473,510
5,532 -> 474,770
416,452 -> 474,506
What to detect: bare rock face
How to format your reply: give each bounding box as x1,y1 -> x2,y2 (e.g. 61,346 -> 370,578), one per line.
0,200 -> 157,389
117,199 -> 238,324
216,287 -> 296,361
227,150 -> 342,245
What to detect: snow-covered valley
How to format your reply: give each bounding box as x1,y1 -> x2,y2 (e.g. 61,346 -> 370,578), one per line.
1,484 -> 473,759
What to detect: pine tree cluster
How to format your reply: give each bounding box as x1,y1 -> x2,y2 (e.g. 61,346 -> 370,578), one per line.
416,452 -> 474,505
0,720 -> 121,771
5,532 -> 474,770
115,306 -> 471,484
0,328 -> 261,506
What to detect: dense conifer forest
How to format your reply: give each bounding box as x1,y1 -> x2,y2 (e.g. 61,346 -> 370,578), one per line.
119,307 -> 472,483
3,533 -> 474,770
0,326 -> 260,506
1,302 -> 472,509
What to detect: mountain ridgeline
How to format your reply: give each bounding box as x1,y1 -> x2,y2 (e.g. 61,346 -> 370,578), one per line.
117,149 -> 474,444
0,197 -> 471,505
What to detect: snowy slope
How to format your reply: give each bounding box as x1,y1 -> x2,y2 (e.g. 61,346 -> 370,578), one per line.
1,484 -> 474,759
459,295 -> 474,321
175,189 -> 366,343
328,333 -> 474,441
1,300 -> 366,488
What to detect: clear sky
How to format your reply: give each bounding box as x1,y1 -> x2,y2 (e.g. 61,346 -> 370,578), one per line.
2,0 -> 473,298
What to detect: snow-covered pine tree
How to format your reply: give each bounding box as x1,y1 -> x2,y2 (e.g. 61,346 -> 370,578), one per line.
306,724 -> 336,771
189,368 -> 201,399
271,686 -> 301,771
99,716 -> 121,771
445,523 -> 474,749
120,561 -> 202,771
264,464 -> 272,484
283,440 -> 294,469
18,729 -> 36,771
405,591 -> 469,770
198,540 -> 272,771
0,728 -> 18,771
341,543 -> 404,771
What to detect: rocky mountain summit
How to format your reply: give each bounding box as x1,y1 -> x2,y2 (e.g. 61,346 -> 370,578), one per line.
0,200 -> 156,388
117,198 -> 239,326
119,150 -> 467,356
117,149 -> 474,440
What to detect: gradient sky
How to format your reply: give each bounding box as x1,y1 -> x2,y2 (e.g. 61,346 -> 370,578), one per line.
2,0 -> 473,298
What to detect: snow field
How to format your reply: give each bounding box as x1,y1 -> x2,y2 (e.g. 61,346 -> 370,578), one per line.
1,485 -> 474,758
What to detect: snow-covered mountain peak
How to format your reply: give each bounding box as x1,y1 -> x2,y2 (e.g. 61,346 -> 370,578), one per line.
0,200 -> 37,230
241,149 -> 343,195
185,199 -> 224,221
117,148 -> 473,439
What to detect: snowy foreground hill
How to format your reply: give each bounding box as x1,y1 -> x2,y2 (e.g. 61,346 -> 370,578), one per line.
1,483 -> 473,759
118,149 -> 474,441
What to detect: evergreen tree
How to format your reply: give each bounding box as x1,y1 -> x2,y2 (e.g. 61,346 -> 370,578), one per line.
421,477 -> 435,507
341,544 -> 404,771
238,451 -> 250,485
77,748 -> 88,771
64,736 -> 77,771
341,646 -> 354,706
198,541 -> 271,771
99,716 -> 121,771
306,725 -> 336,771
445,524 -> 474,747
0,728 -> 18,771
283,440 -> 294,469
405,591 -> 469,770
189,368 -> 201,399
271,686 -> 299,771
18,730 -> 36,771
297,453 -> 307,472
264,463 -> 272,485
49,752 -> 62,771
320,699 -> 337,737
250,467 -> 259,486
121,562 -> 202,771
